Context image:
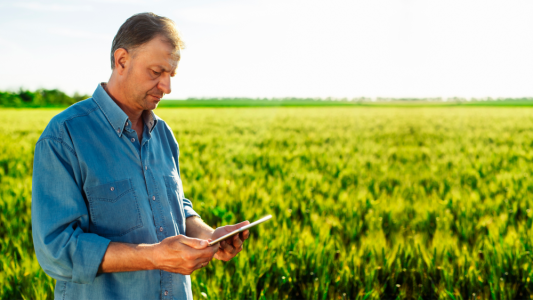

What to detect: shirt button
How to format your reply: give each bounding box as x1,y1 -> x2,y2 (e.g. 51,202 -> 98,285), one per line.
164,290 -> 168,296
131,138 -> 135,142
152,196 -> 156,201
110,187 -> 114,191
116,129 -> 120,134
159,226 -> 163,232
145,166 -> 147,170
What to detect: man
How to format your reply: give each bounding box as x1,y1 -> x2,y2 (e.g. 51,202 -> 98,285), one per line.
32,12 -> 250,299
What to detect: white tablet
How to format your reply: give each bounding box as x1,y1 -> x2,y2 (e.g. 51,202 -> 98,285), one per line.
208,215 -> 272,246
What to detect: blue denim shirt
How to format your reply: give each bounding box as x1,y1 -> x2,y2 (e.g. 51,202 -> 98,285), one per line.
32,83 -> 200,300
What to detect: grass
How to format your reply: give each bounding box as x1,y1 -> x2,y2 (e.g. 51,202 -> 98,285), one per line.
1,107 -> 533,299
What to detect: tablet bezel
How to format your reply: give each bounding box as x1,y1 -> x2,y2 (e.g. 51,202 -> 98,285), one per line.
207,215 -> 272,246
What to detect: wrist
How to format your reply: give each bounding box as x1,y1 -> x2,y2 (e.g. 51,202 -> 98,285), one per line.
206,227 -> 215,239
186,216 -> 215,240
139,243 -> 159,270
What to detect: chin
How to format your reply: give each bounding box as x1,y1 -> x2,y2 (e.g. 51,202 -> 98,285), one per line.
143,97 -> 160,110
145,103 -> 158,111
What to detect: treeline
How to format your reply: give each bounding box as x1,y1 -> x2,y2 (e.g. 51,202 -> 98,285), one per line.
2,88 -> 533,108
0,89 -> 89,107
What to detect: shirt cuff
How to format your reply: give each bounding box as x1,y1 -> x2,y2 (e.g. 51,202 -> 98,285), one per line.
72,233 -> 111,284
184,206 -> 201,219
183,197 -> 201,219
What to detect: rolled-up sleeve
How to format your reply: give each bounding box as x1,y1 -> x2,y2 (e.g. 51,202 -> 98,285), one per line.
182,197 -> 200,219
31,137 -> 110,284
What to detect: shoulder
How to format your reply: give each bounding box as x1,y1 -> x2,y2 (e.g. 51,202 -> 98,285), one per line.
153,112 -> 174,135
152,112 -> 180,149
38,98 -> 99,143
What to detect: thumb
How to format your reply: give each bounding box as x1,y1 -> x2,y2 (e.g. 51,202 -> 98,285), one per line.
230,220 -> 250,231
179,236 -> 208,249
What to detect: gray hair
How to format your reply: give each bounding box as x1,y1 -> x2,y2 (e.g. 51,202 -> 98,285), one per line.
110,12 -> 185,69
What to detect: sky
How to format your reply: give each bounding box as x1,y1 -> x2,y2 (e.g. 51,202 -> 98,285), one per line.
0,0 -> 532,99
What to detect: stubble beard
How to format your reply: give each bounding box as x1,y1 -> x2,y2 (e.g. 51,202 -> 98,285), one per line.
144,87 -> 164,111
127,81 -> 157,111
142,95 -> 158,111
124,66 -> 157,111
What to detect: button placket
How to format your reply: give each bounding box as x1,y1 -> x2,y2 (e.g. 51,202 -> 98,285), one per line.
141,157 -> 161,238
141,142 -> 168,243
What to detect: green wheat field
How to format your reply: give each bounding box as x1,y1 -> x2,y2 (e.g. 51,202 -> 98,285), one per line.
1,106 -> 533,300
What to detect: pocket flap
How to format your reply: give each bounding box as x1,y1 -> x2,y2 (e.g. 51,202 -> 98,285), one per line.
86,179 -> 132,202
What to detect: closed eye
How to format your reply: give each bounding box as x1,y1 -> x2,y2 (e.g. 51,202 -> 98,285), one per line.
152,70 -> 161,76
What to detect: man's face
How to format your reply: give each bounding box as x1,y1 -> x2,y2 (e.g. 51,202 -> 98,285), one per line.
122,35 -> 179,111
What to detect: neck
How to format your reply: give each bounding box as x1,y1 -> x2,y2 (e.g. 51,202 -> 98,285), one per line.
103,78 -> 143,126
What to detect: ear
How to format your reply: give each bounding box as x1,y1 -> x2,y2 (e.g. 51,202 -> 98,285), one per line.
113,48 -> 130,75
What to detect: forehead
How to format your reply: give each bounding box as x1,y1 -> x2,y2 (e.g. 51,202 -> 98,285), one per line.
133,36 -> 180,70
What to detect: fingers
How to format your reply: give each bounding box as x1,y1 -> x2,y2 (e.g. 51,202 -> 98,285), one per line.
207,243 -> 220,255
181,258 -> 210,275
239,229 -> 250,241
220,235 -> 244,254
195,243 -> 219,259
206,239 -> 218,247
220,240 -> 235,253
234,220 -> 250,230
232,234 -> 243,248
193,254 -> 213,266
178,235 -> 209,250
193,260 -> 209,271
177,235 -> 217,260
191,246 -> 217,269
183,246 -> 216,274
222,220 -> 250,233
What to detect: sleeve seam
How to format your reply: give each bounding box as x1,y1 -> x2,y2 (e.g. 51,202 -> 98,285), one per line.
36,136 -> 78,157
59,106 -> 99,142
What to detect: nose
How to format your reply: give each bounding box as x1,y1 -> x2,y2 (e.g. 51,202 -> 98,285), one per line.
158,73 -> 171,95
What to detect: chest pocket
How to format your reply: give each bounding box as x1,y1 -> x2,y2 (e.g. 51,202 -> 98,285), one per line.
85,178 -> 143,237
163,175 -> 186,233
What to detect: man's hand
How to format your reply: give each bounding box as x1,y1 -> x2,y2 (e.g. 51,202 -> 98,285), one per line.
153,235 -> 218,275
211,221 -> 250,261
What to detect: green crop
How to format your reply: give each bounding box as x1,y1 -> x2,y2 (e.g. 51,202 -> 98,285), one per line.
1,107 -> 533,300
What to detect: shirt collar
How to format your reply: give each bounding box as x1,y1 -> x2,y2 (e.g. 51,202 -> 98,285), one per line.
142,110 -> 158,134
92,83 -> 158,137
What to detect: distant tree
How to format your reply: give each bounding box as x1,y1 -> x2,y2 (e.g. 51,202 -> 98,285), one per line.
0,88 -> 90,107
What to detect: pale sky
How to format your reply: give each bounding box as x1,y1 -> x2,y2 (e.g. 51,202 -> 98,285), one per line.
1,0 -> 532,99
